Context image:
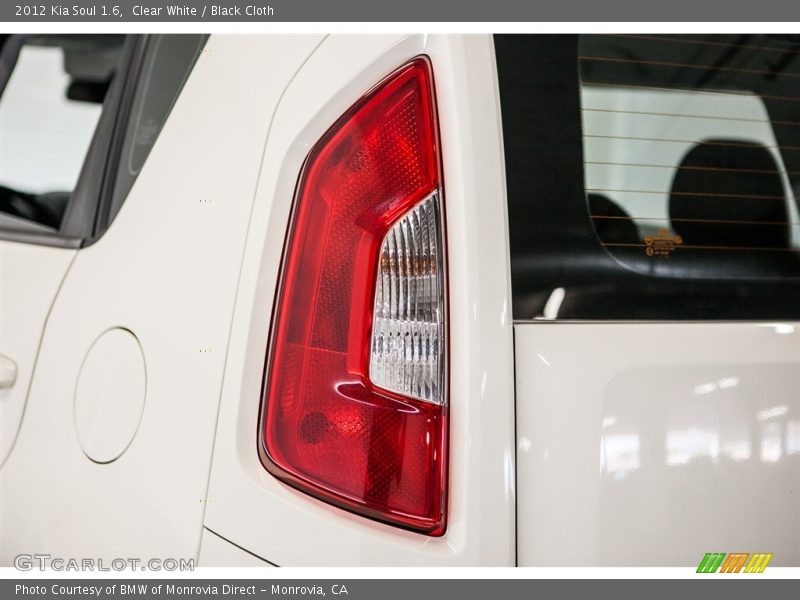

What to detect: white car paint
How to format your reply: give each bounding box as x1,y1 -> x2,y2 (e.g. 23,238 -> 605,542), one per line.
516,322 -> 800,566
0,34 -> 325,564
0,242 -> 75,466
73,327 -> 146,464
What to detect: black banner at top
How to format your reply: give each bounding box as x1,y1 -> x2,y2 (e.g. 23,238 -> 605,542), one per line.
2,0 -> 800,22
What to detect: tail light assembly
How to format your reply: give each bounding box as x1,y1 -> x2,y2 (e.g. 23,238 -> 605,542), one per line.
259,58 -> 448,535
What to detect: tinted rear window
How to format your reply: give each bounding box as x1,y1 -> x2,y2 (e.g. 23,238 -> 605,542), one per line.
495,34 -> 800,320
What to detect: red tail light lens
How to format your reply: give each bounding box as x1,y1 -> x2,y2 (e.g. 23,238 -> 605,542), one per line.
260,58 -> 447,535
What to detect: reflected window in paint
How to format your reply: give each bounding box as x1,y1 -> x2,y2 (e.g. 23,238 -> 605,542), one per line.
721,439 -> 752,462
602,433 -> 640,480
786,420 -> 800,456
760,421 -> 783,463
666,428 -> 720,466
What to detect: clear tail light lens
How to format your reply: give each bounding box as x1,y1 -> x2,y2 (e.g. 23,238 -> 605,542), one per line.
370,192 -> 445,404
260,58 -> 447,535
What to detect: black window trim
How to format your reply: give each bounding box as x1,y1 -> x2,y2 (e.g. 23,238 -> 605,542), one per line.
87,35 -> 150,245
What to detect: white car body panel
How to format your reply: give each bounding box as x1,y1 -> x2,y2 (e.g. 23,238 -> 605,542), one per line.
0,34 -> 324,564
515,322 -> 800,566
198,529 -> 272,567
0,242 -> 75,465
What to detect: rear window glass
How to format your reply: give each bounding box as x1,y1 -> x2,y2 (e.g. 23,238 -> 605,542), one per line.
580,35 -> 800,277
495,34 -> 800,321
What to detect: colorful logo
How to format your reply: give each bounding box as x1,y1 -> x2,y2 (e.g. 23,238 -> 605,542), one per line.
697,553 -> 773,573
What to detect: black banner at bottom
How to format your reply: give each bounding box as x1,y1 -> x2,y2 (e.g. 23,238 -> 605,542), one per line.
4,579 -> 798,600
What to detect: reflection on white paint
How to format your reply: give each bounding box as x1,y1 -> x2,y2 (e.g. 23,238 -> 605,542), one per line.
666,428 -> 720,466
603,433 -> 640,480
757,405 -> 788,421
602,416 -> 617,429
693,377 -> 739,396
761,422 -> 783,464
598,368 -> 797,489
787,420 -> 800,456
721,439 -> 752,462
774,323 -> 796,335
693,383 -> 716,395
693,383 -> 715,395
